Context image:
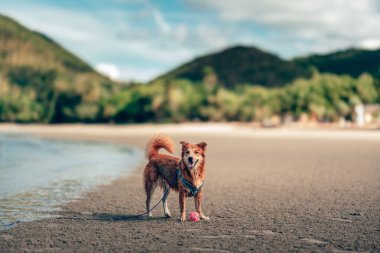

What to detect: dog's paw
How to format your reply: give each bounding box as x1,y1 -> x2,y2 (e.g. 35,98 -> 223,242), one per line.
164,212 -> 172,218
180,216 -> 186,222
147,213 -> 153,219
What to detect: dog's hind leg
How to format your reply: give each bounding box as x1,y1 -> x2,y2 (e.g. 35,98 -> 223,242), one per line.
144,164 -> 158,218
145,181 -> 157,218
161,182 -> 171,218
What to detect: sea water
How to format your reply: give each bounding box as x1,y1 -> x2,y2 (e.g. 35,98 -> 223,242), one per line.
0,134 -> 144,230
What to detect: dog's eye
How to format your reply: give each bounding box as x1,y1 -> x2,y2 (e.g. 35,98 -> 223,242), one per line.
186,151 -> 190,154
194,151 -> 199,154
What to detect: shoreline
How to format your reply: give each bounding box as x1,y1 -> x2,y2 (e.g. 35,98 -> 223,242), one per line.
1,122 -> 380,141
0,133 -> 144,232
1,124 -> 379,252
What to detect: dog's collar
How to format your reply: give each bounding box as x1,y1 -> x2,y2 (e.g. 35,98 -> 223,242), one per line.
177,169 -> 203,197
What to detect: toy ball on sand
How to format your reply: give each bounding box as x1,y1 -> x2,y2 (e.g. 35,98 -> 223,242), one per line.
189,212 -> 200,222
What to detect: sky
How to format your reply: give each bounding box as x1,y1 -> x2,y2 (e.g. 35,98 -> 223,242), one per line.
1,0 -> 380,82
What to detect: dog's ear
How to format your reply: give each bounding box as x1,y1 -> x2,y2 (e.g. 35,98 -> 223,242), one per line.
197,142 -> 207,151
180,141 -> 188,147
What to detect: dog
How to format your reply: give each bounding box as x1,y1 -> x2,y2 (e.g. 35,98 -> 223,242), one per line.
143,134 -> 209,221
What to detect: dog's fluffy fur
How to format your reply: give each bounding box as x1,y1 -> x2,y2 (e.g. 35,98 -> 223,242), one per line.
143,134 -> 209,221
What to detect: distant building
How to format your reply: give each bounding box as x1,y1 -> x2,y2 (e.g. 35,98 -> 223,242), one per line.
354,104 -> 380,126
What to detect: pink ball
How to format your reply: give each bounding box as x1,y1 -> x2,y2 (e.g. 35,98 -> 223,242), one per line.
189,212 -> 200,222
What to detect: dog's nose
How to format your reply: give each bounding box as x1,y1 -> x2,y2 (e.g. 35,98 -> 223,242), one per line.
188,157 -> 193,163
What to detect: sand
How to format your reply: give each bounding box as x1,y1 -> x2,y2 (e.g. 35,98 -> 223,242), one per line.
0,124 -> 379,252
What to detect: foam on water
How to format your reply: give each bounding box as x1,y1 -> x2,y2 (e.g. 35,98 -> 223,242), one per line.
0,134 -> 144,230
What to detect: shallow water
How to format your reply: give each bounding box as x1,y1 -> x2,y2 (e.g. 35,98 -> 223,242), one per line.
0,134 -> 144,230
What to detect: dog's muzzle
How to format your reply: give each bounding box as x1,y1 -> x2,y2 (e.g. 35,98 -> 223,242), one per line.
188,159 -> 198,169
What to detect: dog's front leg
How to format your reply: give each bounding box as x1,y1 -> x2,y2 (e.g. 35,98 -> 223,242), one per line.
179,191 -> 186,221
194,191 -> 210,220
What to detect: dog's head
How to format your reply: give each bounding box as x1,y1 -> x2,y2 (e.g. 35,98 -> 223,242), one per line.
180,141 -> 207,170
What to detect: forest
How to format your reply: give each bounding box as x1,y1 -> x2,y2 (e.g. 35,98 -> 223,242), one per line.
1,67 -> 378,123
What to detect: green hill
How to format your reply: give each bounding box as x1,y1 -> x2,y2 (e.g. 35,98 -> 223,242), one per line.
0,14 -> 119,123
293,48 -> 380,78
155,45 -> 380,88
155,45 -> 312,88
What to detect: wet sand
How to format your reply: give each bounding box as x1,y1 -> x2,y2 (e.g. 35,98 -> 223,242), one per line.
0,124 -> 379,252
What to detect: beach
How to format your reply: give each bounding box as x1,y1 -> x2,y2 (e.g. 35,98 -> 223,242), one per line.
0,124 -> 379,252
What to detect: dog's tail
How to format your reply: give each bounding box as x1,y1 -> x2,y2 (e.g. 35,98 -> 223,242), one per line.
145,134 -> 175,159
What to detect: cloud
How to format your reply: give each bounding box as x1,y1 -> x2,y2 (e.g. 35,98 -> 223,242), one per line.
359,39 -> 380,50
118,66 -> 164,82
174,24 -> 187,42
95,63 -> 120,80
152,9 -> 171,34
195,25 -> 228,48
185,0 -> 380,54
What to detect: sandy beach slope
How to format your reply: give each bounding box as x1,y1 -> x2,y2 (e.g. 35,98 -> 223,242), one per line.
0,124 -> 379,252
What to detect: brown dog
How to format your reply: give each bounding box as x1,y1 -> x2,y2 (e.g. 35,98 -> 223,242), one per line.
143,134 -> 209,221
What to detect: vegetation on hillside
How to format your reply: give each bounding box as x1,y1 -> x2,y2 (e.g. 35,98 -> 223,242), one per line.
101,71 -> 379,123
